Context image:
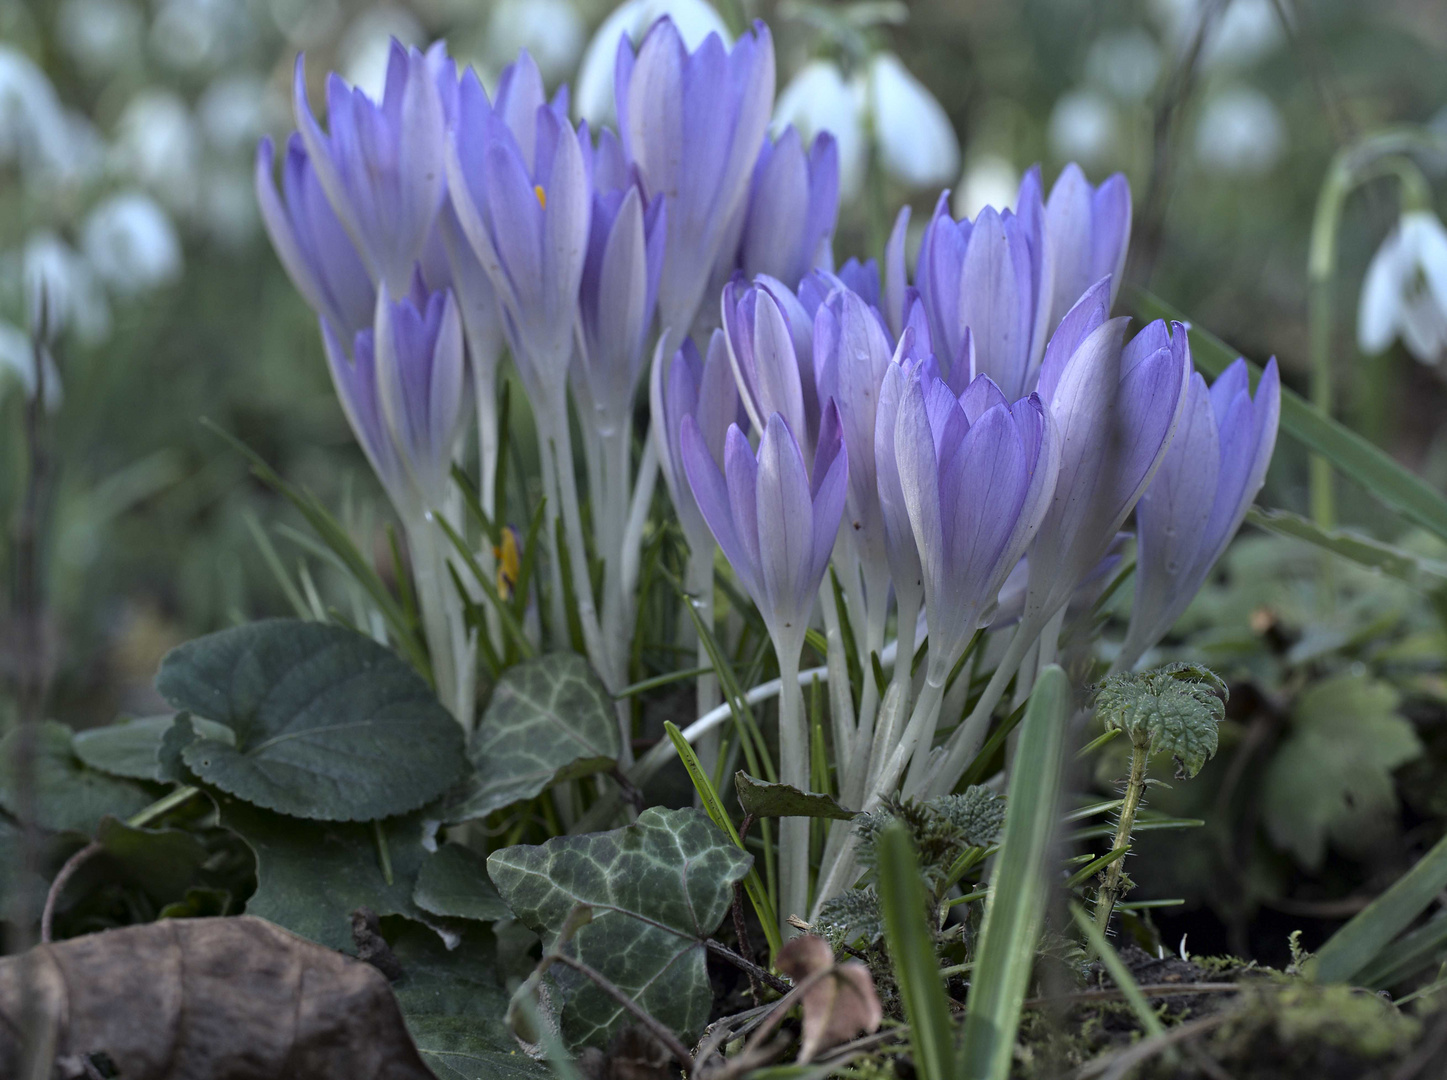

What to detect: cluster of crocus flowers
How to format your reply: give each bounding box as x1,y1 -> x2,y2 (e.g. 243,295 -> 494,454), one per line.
256,16 -> 1280,926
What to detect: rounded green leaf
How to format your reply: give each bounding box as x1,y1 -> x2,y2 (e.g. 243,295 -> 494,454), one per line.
74,715 -> 234,781
443,654 -> 620,824
0,720 -> 152,835
156,619 -> 467,821
413,844 -> 511,923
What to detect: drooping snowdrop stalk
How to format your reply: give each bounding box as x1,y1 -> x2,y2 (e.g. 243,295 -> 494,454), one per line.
926,285 -> 1193,794
681,407 -> 847,934
1115,357 -> 1280,672
261,44 -> 484,727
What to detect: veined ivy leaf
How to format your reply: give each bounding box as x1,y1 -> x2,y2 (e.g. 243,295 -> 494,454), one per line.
442,654 -> 619,824
735,772 -> 856,820
414,844 -> 511,922
488,807 -> 752,1050
1093,662 -> 1227,777
74,714 -> 234,781
156,619 -> 467,821
1262,673 -> 1423,870
0,720 -> 152,835
215,795 -> 428,953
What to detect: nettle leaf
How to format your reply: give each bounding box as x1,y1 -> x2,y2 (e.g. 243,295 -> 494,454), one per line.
74,715 -> 234,781
735,772 -> 856,820
1262,673 -> 1423,870
156,619 -> 467,821
215,794 -> 428,953
443,654 -> 619,824
488,807 -> 752,1050
1094,662 -> 1228,777
414,844 -> 511,923
0,720 -> 152,835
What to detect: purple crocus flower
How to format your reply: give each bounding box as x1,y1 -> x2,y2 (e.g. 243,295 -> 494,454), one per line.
1119,356 -> 1280,668
721,275 -> 818,451
737,127 -> 839,288
813,286 -> 894,575
575,168 -> 667,433
681,406 -> 848,657
660,331 -> 743,555
371,281 -> 468,511
915,169 -> 1050,401
446,63 -> 591,409
255,134 -> 374,340
895,370 -> 1060,671
1044,163 -> 1131,335
1023,282 -> 1192,629
616,17 -> 775,342
293,41 -> 447,294
321,318 -> 407,508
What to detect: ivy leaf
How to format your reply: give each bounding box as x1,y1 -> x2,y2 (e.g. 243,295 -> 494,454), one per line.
156,619 -> 467,821
735,772 -> 856,820
1262,673 -> 1423,870
0,720 -> 152,835
442,654 -> 619,824
413,844 -> 511,923
488,807 -> 752,1050
215,794 -> 428,952
1093,662 -> 1227,777
74,715 -> 234,781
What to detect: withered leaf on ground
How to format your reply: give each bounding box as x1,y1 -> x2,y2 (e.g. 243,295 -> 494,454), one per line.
774,934 -> 883,1063
0,916 -> 436,1079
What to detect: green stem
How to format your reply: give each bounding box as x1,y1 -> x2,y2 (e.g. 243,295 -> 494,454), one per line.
1094,741 -> 1150,933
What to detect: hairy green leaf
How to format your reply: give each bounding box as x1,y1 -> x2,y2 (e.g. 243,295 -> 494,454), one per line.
734,772 -> 856,820
156,619 -> 467,821
414,844 -> 511,923
215,794 -> 428,952
488,807 -> 752,1050
1093,663 -> 1227,778
0,720 -> 152,835
74,714 -> 234,781
442,654 -> 619,824
1262,673 -> 1422,869
815,888 -> 884,948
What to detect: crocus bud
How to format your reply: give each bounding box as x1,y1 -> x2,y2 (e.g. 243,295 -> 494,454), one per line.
737,126 -> 839,290
1043,163 -> 1131,337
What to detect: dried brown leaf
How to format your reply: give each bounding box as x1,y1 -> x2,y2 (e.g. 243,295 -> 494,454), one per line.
0,915 -> 437,1079
775,934 -> 883,1063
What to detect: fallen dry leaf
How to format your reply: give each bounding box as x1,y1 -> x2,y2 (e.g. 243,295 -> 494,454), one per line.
775,934 -> 883,1063
0,915 -> 436,1079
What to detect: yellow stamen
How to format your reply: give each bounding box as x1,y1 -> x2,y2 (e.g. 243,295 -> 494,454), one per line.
494,526 -> 521,601
533,185 -> 546,210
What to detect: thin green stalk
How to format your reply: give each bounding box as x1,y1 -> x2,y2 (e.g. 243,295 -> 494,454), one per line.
1095,742 -> 1149,933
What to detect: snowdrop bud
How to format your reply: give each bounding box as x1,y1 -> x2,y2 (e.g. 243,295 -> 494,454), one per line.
486,0 -> 584,84
1358,211 -> 1447,365
867,53 -> 960,189
1193,87 -> 1284,176
82,191 -> 183,295
1048,88 -> 1120,167
773,59 -> 867,201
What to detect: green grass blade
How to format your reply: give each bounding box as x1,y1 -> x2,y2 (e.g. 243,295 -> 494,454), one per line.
663,720 -> 783,959
958,665 -> 1070,1080
1070,901 -> 1166,1039
1127,287 -> 1447,544
1247,507 -> 1447,584
877,822 -> 956,1080
1311,831 -> 1447,984
1357,911 -> 1447,989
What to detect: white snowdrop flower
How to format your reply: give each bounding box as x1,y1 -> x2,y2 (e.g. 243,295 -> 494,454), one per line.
487,0 -> 584,85
575,0 -> 729,125
82,191 -> 183,295
198,74 -> 272,155
113,90 -> 201,211
1085,28 -> 1161,103
23,232 -> 112,345
0,44 -> 90,183
57,0 -> 144,76
151,0 -> 234,71
1048,88 -> 1120,167
1193,86 -> 1283,175
0,319 -> 62,410
338,6 -> 425,100
953,154 -> 1019,219
1201,0 -> 1283,70
774,59 -> 867,200
867,52 -> 960,190
1358,211 -> 1447,365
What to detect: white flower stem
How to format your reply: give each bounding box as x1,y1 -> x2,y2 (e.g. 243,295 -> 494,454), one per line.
774,645 -> 809,937
405,516 -> 464,726
685,548 -> 721,775
816,575 -> 856,796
